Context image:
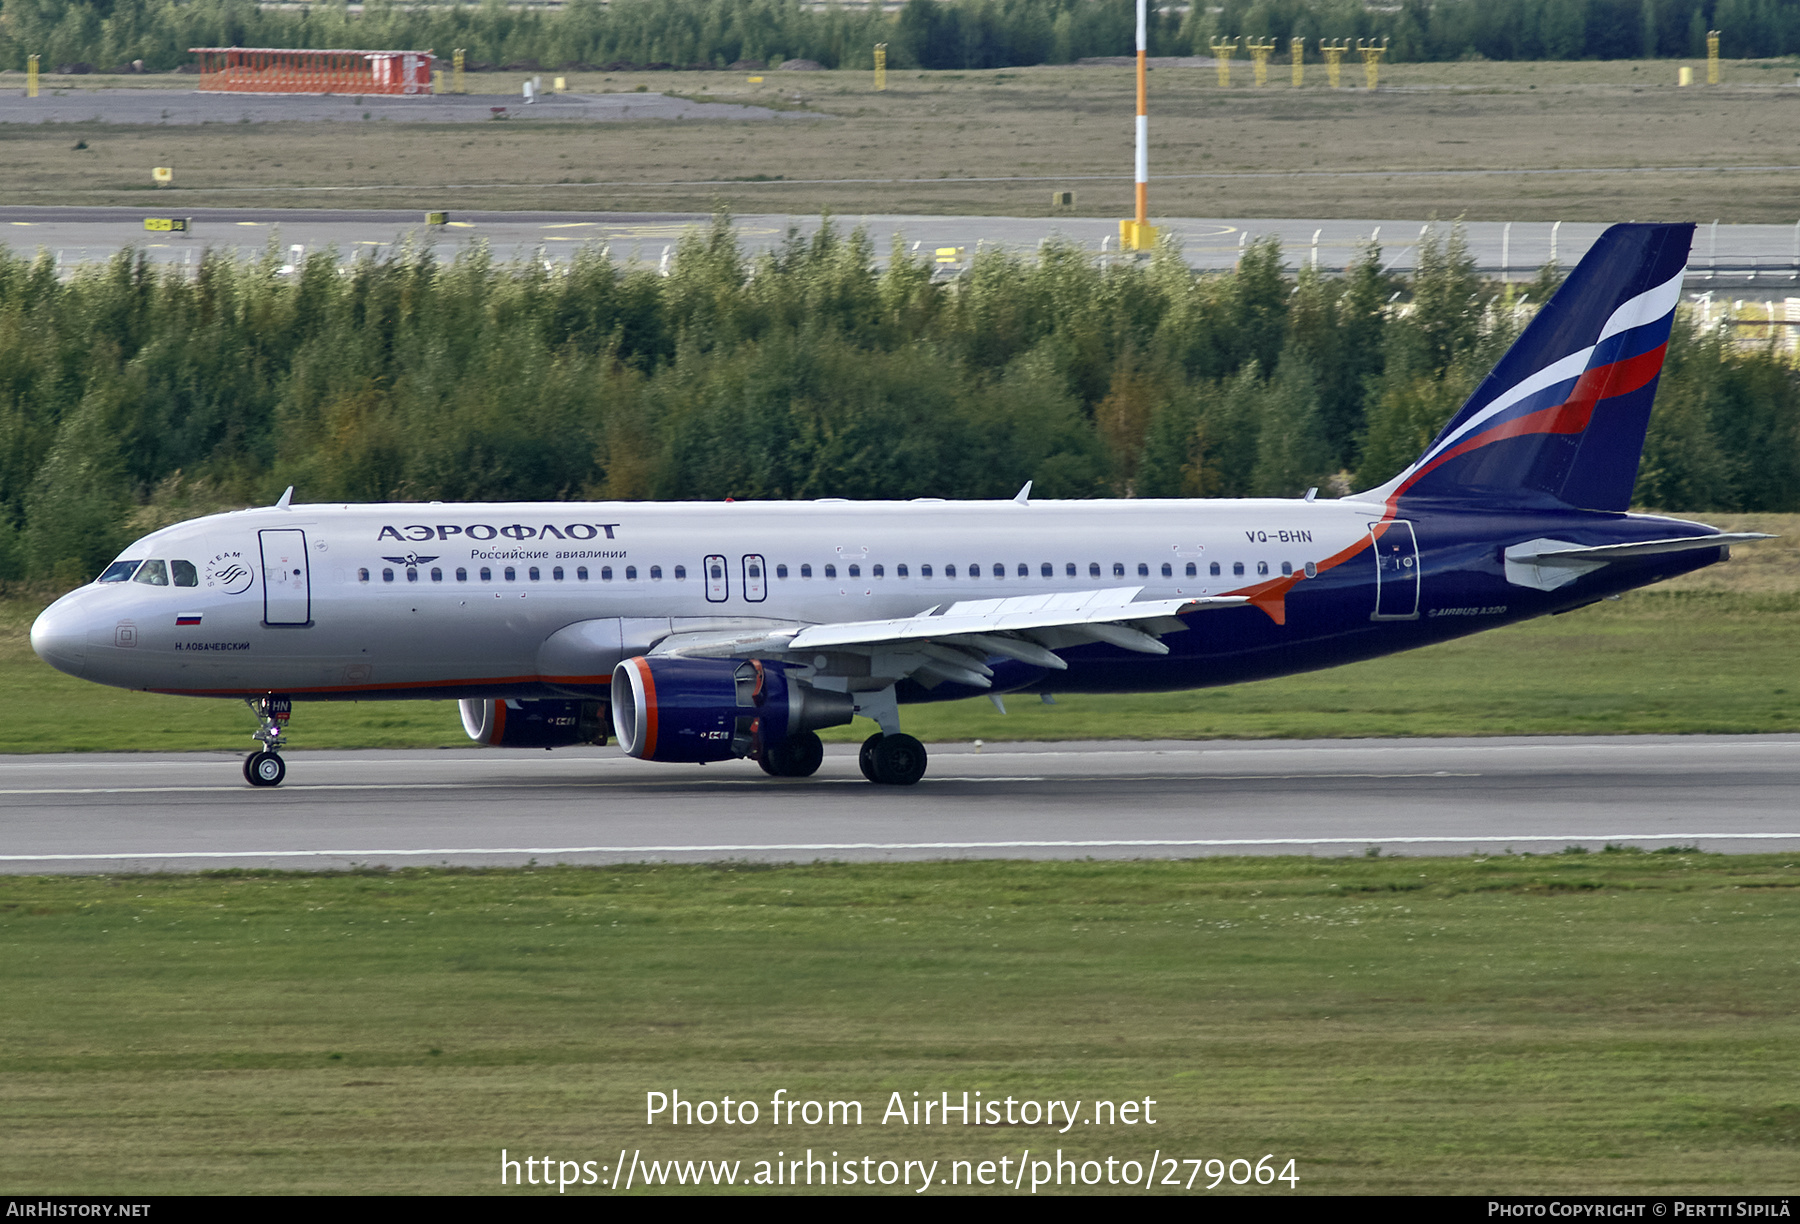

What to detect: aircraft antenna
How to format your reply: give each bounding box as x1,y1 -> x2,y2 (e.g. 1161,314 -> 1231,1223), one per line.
274,486 -> 294,510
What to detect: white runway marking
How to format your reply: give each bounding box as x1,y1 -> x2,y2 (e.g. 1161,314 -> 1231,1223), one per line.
0,771 -> 1479,795
2,833 -> 1791,863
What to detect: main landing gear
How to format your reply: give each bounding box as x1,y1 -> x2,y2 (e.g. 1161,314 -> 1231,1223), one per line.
757,729 -> 825,778
859,732 -> 928,787
243,695 -> 291,788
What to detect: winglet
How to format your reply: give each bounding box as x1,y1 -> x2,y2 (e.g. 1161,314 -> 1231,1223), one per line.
1013,481 -> 1032,506
274,486 -> 294,510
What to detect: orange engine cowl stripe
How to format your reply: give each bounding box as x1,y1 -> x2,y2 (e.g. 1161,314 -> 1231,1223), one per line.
631,656 -> 658,759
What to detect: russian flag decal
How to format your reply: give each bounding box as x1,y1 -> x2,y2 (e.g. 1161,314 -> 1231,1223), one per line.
176,614 -> 202,626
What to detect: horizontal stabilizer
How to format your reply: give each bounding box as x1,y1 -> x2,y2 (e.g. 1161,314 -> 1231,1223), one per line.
1504,533 -> 1771,591
1525,533 -> 1773,563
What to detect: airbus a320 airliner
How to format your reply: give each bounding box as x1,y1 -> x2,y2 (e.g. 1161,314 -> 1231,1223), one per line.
30,223 -> 1767,787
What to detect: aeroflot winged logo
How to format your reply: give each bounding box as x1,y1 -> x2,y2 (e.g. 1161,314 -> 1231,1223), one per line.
204,551 -> 254,595
376,521 -> 621,543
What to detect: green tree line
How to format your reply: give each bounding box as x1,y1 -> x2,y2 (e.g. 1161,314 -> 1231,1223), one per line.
0,0 -> 1790,75
0,218 -> 1794,588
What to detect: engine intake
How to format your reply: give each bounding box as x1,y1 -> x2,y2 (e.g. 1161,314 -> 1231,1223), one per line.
460,698 -> 608,749
611,656 -> 853,763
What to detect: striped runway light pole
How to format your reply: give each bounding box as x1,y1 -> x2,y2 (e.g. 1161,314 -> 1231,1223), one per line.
1120,0 -> 1157,252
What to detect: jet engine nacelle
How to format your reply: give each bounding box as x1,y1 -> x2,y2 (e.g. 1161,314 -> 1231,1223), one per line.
610,656 -> 854,764
460,698 -> 608,749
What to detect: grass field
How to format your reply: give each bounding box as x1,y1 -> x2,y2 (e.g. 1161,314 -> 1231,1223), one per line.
3,514 -> 1793,754
8,59 -> 1800,221
2,853 -> 1797,1194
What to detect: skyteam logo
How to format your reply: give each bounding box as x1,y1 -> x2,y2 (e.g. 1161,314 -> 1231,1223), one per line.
204,551 -> 254,595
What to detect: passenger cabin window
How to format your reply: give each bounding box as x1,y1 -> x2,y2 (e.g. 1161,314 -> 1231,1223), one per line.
576,566 -> 588,580
945,564 -> 956,578
528,567 -> 540,581
625,566 -> 638,580
553,566 -> 564,581
480,566 -> 493,581
1232,562 -> 1244,576
1041,562 -> 1053,578
897,564 -> 908,578
1089,563 -> 1101,578
431,567 -> 443,582
992,563 -> 1004,580
133,560 -> 170,586
1257,561 -> 1270,576
1281,561 -> 1293,576
675,565 -> 687,580
921,564 -> 933,578
1018,563 -> 1030,578
97,560 -> 142,583
1113,563 -> 1125,578
171,560 -> 198,587
1138,563 -> 1150,577
848,564 -> 860,578
1185,562 -> 1197,577
358,567 -> 370,583
601,567 -> 613,580
457,567 -> 468,582
1161,562 -> 1172,578
504,566 -> 516,582
800,563 -> 813,578
649,566 -> 662,580
776,563 -> 789,579
1066,562 -> 1076,577
1210,562 -> 1221,576
383,568 -> 395,583
406,568 -> 419,583
824,564 -> 837,579
1304,562 -> 1317,578
873,564 -> 884,578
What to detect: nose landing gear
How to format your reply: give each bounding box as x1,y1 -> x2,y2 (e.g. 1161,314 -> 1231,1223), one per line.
243,695 -> 291,788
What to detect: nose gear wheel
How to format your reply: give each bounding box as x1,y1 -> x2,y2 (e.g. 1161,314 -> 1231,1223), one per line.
244,750 -> 285,787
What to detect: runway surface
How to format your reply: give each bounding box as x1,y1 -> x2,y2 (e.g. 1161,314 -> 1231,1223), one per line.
3,735 -> 1798,872
4,206 -> 1795,286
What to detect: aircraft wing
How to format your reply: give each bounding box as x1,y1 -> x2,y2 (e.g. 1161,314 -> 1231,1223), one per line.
647,586 -> 1246,689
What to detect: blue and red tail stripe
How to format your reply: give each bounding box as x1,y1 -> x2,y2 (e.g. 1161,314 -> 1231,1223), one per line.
1356,223 -> 1693,513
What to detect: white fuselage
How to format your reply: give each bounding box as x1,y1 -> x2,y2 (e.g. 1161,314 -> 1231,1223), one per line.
32,497 -> 1379,699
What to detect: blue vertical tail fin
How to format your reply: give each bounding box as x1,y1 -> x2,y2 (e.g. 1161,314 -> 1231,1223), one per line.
1355,222 -> 1694,512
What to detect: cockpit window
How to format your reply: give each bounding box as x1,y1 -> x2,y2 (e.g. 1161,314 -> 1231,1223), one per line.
97,560 -> 142,583
171,560 -> 198,587
132,560 -> 170,586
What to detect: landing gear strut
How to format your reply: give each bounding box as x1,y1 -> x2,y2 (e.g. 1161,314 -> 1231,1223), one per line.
244,695 -> 291,788
858,732 -> 928,786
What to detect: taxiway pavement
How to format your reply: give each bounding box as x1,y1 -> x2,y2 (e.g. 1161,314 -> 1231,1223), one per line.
4,206 -> 1794,286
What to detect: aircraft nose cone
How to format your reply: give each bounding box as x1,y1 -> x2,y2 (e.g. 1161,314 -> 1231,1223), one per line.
30,601 -> 87,679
